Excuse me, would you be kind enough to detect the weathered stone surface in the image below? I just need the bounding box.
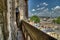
[0,13,4,40]
[0,12,8,40]
[19,0,28,20]
[0,0,28,40]
[0,24,4,40]
[0,0,7,12]
[16,28,24,40]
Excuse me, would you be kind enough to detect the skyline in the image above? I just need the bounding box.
[28,0,60,17]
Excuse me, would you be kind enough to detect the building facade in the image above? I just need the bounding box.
[7,0,28,40]
[0,0,28,40]
[19,0,28,20]
[7,0,18,40]
[0,0,8,40]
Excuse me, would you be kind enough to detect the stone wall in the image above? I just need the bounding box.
[0,12,8,40]
[7,0,17,40]
[0,13,4,40]
[21,20,57,40]
[19,0,28,20]
[0,0,28,40]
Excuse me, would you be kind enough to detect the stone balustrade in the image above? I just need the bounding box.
[20,20,57,40]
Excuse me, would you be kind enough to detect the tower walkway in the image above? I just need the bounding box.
[16,28,24,40]
[16,20,57,40]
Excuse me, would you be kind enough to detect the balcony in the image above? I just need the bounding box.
[19,20,57,40]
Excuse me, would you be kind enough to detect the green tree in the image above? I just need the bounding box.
[56,17,60,24]
[30,15,40,23]
[53,16,60,24]
[52,19,56,23]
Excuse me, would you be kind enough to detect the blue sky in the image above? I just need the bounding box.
[28,0,60,17]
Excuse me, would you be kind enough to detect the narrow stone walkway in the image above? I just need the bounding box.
[17,28,24,40]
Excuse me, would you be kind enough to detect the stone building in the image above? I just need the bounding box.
[0,0,28,40]
[0,0,18,40]
[16,0,28,26]
[7,0,18,40]
[19,0,28,20]
[0,0,8,40]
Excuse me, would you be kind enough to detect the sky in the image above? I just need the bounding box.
[28,0,60,17]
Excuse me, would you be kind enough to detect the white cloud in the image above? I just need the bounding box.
[37,8,51,17]
[43,2,48,6]
[32,9,36,11]
[37,8,41,10]
[30,6,60,17]
[55,6,60,9]
[28,11,35,17]
[51,8,54,10]
[37,7,45,10]
[51,6,60,17]
[28,11,32,17]
[40,2,48,6]
[37,5,39,7]
[53,6,60,10]
[52,6,60,12]
[43,8,49,11]
[41,7,45,10]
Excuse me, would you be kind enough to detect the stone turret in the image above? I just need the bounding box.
[0,0,28,40]
[19,0,28,20]
[0,0,8,40]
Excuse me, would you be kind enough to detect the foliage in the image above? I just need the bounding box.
[56,17,60,24]
[53,16,60,24]
[52,19,56,23]
[30,15,40,23]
